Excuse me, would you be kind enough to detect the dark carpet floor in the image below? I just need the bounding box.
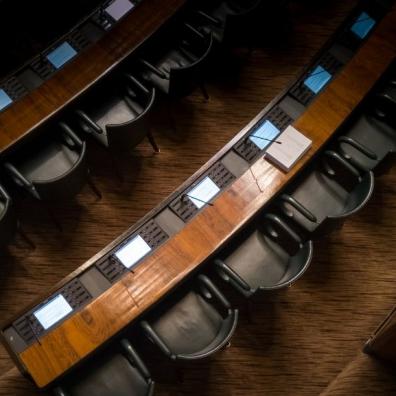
[2,1,396,394]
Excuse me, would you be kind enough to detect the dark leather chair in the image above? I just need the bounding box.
[140,274,238,361]
[75,74,159,154]
[53,339,154,396]
[193,0,264,46]
[4,122,100,203]
[138,25,214,99]
[337,81,396,173]
[0,183,18,248]
[274,150,375,239]
[215,214,313,298]
[191,0,288,48]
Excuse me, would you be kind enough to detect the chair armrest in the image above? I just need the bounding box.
[322,150,361,180]
[278,194,317,223]
[195,10,222,26]
[75,110,103,135]
[59,122,84,150]
[4,163,38,199]
[140,321,173,358]
[264,213,303,246]
[138,59,168,80]
[183,22,206,40]
[338,136,377,160]
[197,274,231,311]
[53,387,69,396]
[214,259,251,292]
[0,184,10,201]
[120,339,151,380]
[376,91,396,107]
[124,73,150,96]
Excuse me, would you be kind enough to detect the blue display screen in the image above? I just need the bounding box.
[0,89,12,111]
[350,12,376,39]
[46,42,77,69]
[249,120,280,150]
[304,66,332,94]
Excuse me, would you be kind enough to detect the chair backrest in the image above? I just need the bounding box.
[0,184,17,247]
[33,139,88,202]
[105,87,156,152]
[168,33,214,97]
[221,0,264,45]
[53,340,154,396]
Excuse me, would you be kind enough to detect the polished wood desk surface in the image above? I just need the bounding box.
[6,5,396,389]
[0,0,186,155]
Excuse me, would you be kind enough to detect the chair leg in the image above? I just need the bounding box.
[87,174,102,200]
[147,130,160,153]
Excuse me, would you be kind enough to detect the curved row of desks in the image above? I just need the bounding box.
[0,0,185,155]
[1,1,395,390]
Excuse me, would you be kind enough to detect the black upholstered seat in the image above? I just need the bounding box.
[75,74,159,153]
[139,25,214,99]
[53,340,154,396]
[0,183,17,248]
[275,150,375,239]
[4,122,96,202]
[215,214,313,297]
[338,81,396,173]
[194,0,264,46]
[141,274,238,361]
[191,0,288,48]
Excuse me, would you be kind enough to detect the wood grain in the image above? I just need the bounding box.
[0,0,186,154]
[9,4,396,389]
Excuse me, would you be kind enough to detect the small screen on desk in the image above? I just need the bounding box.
[188,176,220,209]
[115,235,152,269]
[105,0,135,21]
[0,89,12,111]
[33,295,73,330]
[303,65,332,94]
[350,12,376,39]
[46,42,77,69]
[249,120,280,150]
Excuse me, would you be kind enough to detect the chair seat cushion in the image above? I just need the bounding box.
[289,170,351,233]
[17,141,80,182]
[91,96,144,147]
[224,230,291,289]
[342,114,396,171]
[143,50,191,94]
[150,291,224,356]
[68,354,149,396]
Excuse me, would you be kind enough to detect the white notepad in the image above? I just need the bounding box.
[265,126,312,172]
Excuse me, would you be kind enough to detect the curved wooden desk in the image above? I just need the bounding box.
[0,0,185,155]
[1,3,395,390]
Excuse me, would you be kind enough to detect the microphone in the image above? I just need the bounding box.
[182,193,214,206]
[249,134,282,144]
[26,316,42,346]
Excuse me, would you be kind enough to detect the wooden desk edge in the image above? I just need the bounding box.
[4,4,395,392]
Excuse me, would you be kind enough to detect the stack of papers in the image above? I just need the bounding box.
[265,126,312,172]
